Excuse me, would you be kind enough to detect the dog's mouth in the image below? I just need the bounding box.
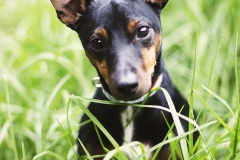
[107,87,151,101]
[103,70,153,101]
[101,72,163,102]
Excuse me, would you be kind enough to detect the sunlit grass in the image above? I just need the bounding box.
[0,0,239,159]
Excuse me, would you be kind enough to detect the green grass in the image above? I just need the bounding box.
[0,0,239,159]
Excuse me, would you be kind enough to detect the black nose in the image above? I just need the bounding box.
[116,73,138,96]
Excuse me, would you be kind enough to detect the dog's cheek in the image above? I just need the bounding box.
[141,32,161,72]
[141,47,156,74]
[95,59,110,85]
[139,47,156,93]
[139,33,161,92]
[85,52,110,85]
[155,33,162,53]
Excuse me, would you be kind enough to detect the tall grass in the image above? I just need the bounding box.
[0,0,239,159]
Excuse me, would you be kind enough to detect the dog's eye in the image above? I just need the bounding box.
[137,26,150,38]
[90,38,104,51]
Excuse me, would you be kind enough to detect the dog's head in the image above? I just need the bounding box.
[51,0,168,100]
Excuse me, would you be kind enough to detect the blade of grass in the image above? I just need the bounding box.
[189,32,198,109]
[194,138,233,159]
[71,95,199,127]
[201,85,235,117]
[66,98,73,139]
[234,152,240,160]
[104,141,141,160]
[202,40,222,123]
[207,40,222,87]
[168,133,181,160]
[16,52,91,87]
[94,124,111,153]
[232,31,239,159]
[22,141,27,160]
[2,67,35,107]
[33,151,64,160]
[161,88,189,160]
[138,143,148,160]
[77,138,94,160]
[3,75,19,160]
[45,74,71,109]
[124,88,159,129]
[188,32,198,155]
[71,97,126,158]
[0,121,10,144]
[56,118,77,160]
[71,94,209,159]
[152,112,175,159]
[45,127,76,151]
[72,94,201,159]
[137,120,217,160]
[194,90,235,135]
[196,76,219,121]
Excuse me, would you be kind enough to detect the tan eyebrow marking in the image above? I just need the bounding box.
[127,20,139,34]
[92,28,109,42]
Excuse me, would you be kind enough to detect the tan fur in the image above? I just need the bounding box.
[86,52,109,85]
[127,20,138,34]
[95,59,109,85]
[155,33,162,53]
[141,47,156,73]
[95,28,109,42]
[141,33,161,74]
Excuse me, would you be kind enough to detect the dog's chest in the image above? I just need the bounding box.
[120,106,152,158]
[121,106,134,143]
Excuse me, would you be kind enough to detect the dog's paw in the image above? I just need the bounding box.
[123,144,152,160]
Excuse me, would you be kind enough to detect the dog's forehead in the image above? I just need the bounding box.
[86,0,159,29]
[92,0,135,6]
[92,1,155,18]
[93,0,128,4]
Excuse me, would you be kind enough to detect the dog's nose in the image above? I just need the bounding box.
[116,73,138,96]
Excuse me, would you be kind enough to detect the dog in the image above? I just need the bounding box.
[50,0,197,159]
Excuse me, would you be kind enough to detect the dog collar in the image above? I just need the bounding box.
[92,74,163,104]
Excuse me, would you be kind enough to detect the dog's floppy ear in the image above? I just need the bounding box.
[50,0,86,26]
[145,0,168,9]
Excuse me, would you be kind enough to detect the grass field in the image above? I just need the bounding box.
[0,0,239,159]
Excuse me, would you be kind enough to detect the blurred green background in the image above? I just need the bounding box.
[0,0,239,159]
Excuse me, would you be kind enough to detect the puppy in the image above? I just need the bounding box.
[50,0,197,159]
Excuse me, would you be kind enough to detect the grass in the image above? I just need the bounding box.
[0,0,239,159]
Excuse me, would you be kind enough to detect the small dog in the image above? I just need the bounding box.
[50,0,197,159]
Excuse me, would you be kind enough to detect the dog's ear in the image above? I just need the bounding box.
[50,0,86,26]
[145,0,168,9]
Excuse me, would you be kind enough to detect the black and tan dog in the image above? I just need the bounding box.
[50,0,197,159]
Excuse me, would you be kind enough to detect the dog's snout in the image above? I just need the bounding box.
[116,73,138,96]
